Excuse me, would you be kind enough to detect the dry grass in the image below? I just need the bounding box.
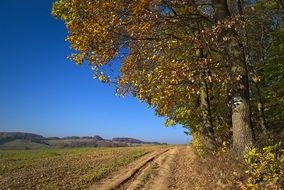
[186,148,247,189]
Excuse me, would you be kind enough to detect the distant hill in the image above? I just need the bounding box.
[0,132,43,141]
[0,132,166,150]
[112,137,166,145]
[0,139,50,150]
[0,132,47,144]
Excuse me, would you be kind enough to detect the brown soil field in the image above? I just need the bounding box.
[1,145,237,190]
[0,146,166,189]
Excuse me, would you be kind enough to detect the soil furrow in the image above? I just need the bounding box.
[90,146,197,190]
[90,148,170,190]
[116,149,170,190]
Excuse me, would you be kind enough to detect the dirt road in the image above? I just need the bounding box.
[90,146,196,190]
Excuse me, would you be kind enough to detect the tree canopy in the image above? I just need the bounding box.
[52,0,284,155]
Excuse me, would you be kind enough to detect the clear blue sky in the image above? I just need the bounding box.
[0,0,190,144]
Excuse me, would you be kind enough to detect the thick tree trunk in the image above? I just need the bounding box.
[230,39,254,153]
[212,0,254,154]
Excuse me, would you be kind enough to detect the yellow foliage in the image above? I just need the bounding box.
[244,142,284,189]
[191,132,206,157]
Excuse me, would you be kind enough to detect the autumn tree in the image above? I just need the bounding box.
[52,0,283,155]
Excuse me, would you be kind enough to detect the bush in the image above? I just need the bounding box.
[191,132,206,157]
[244,142,284,189]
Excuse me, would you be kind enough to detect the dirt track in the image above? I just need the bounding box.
[90,146,196,190]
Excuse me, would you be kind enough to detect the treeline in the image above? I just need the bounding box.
[0,132,46,144]
[45,135,104,140]
[54,139,129,148]
[53,137,166,148]
[0,132,105,143]
[112,137,166,145]
[0,132,166,149]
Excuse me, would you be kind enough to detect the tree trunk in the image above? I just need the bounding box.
[200,71,215,139]
[200,72,216,148]
[230,39,254,153]
[196,46,216,148]
[212,0,231,19]
[277,0,284,9]
[254,82,268,134]
[212,0,254,154]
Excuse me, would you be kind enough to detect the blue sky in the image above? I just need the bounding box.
[0,0,190,144]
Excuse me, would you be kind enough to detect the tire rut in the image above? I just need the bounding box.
[90,148,171,190]
[116,148,171,190]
